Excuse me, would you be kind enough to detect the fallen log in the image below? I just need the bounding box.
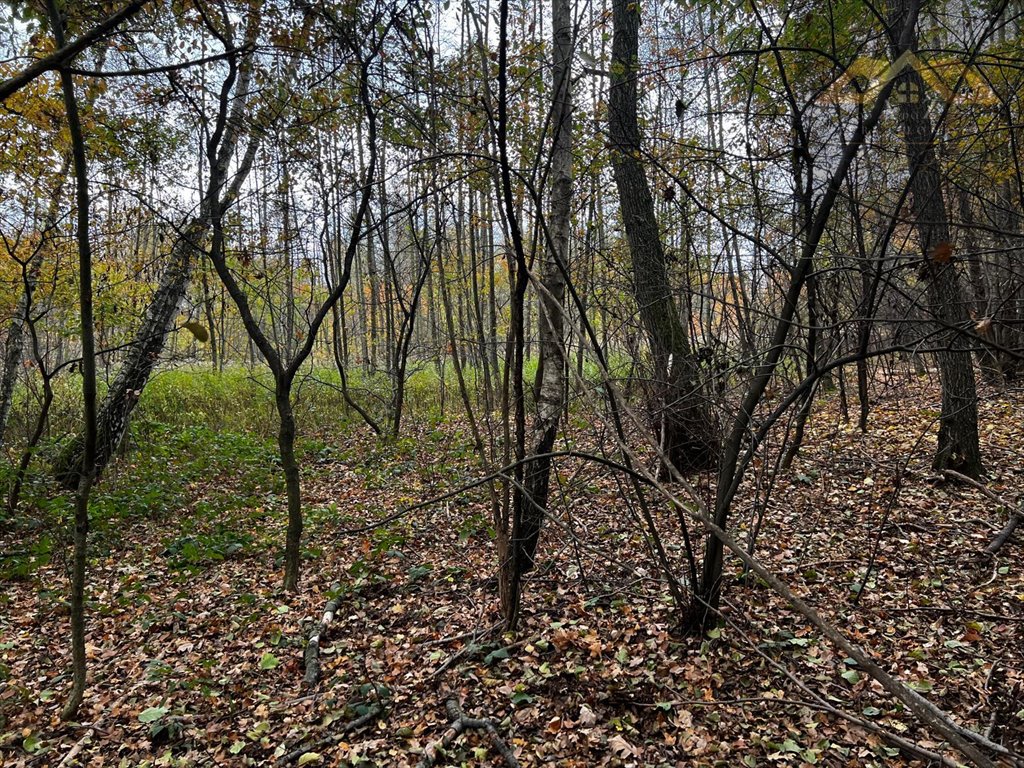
[303,594,343,687]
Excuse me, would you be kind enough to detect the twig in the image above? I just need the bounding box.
[427,634,534,681]
[56,729,94,768]
[418,621,501,649]
[943,470,1008,507]
[277,704,382,765]
[418,698,519,768]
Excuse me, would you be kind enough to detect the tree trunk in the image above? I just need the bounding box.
[53,216,204,488]
[608,0,717,475]
[278,382,302,592]
[887,0,982,477]
[48,0,98,721]
[512,0,572,578]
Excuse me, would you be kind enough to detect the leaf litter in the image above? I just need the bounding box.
[0,380,1021,766]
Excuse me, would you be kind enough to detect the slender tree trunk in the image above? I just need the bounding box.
[52,25,258,488]
[608,0,717,475]
[493,0,531,630]
[48,0,98,721]
[781,270,818,469]
[512,0,572,577]
[958,188,1002,381]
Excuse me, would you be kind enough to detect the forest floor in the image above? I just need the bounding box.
[0,378,1022,767]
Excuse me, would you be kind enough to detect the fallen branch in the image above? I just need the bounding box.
[277,704,382,765]
[56,729,94,768]
[418,698,519,768]
[984,512,1021,557]
[657,480,1014,766]
[303,594,343,687]
[944,469,1022,557]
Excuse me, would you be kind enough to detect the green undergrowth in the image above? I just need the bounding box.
[0,420,284,579]
[0,357,616,580]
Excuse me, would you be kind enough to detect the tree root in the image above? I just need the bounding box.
[418,698,519,768]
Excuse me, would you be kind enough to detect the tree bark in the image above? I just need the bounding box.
[608,0,717,475]
[278,383,302,592]
[887,0,983,477]
[46,0,98,721]
[512,0,572,577]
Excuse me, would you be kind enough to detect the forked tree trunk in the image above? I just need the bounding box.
[0,156,72,447]
[887,0,982,477]
[608,0,717,475]
[0,250,45,447]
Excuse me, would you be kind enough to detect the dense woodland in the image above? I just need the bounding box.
[1,0,1023,765]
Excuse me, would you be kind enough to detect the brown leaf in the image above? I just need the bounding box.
[182,320,209,343]
[929,241,953,264]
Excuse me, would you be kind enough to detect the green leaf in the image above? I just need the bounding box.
[779,738,801,753]
[229,740,246,755]
[841,669,860,684]
[259,652,279,670]
[483,647,509,665]
[909,679,933,693]
[297,753,321,765]
[862,706,882,716]
[23,734,42,754]
[138,706,168,724]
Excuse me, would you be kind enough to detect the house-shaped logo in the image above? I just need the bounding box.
[821,50,998,108]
